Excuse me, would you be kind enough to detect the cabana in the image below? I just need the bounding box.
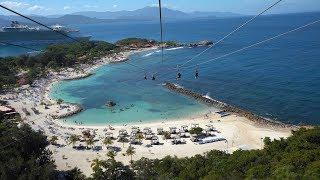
[172,136,186,145]
[198,136,226,145]
[169,127,177,134]
[191,123,199,128]
[132,126,140,132]
[119,129,128,136]
[151,136,160,145]
[157,127,164,135]
[105,132,114,138]
[143,127,152,134]
[205,124,216,131]
[145,132,154,140]
[129,137,139,145]
[181,125,188,132]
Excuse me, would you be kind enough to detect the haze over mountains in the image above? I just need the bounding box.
[0,6,242,26]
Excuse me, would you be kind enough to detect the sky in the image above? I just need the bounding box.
[0,0,319,16]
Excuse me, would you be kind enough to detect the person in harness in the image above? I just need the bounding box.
[177,72,182,80]
[195,69,199,79]
[152,75,156,81]
[144,74,147,80]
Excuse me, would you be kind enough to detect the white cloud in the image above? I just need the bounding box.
[27,5,45,11]
[83,5,98,9]
[113,5,118,8]
[0,1,29,9]
[63,6,71,10]
[0,1,48,13]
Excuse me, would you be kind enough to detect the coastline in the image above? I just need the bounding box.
[163,82,299,130]
[0,46,295,176]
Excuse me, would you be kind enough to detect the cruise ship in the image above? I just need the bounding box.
[0,21,90,42]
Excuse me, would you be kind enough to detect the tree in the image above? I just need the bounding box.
[189,127,203,136]
[63,168,86,180]
[163,131,171,140]
[107,150,117,160]
[103,137,113,149]
[135,133,144,143]
[91,159,134,180]
[49,135,58,145]
[0,118,56,179]
[132,158,159,179]
[126,146,136,164]
[85,137,95,149]
[68,134,80,147]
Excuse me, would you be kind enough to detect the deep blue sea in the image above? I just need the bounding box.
[2,12,320,125]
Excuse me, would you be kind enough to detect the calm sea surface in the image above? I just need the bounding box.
[2,12,320,125]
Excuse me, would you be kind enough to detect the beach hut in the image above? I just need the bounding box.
[143,127,152,134]
[157,127,164,135]
[191,123,199,128]
[181,125,188,132]
[129,137,139,145]
[151,136,160,145]
[145,132,154,140]
[172,135,186,145]
[132,126,140,132]
[169,127,177,134]
[205,124,216,131]
[105,132,114,139]
[119,129,128,136]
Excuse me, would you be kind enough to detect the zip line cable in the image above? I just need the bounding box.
[0,4,81,43]
[177,0,284,69]
[0,41,41,52]
[182,18,320,70]
[158,0,164,64]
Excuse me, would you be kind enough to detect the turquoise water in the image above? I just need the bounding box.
[50,53,211,125]
[3,12,320,125]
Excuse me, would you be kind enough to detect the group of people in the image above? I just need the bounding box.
[143,69,199,81]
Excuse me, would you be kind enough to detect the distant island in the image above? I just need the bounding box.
[0,6,243,26]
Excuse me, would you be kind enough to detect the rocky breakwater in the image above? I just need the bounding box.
[164,82,297,129]
[51,103,84,119]
[63,73,94,81]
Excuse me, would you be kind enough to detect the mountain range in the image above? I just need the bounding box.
[0,7,242,26]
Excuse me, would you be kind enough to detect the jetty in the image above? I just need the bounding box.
[163,82,296,129]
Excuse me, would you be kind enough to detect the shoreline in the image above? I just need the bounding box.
[0,46,295,176]
[163,82,299,130]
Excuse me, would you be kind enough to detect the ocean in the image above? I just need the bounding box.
[2,12,320,125]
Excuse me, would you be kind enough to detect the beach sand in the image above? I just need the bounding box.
[0,47,293,177]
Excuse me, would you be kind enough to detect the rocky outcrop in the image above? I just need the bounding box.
[51,103,84,119]
[106,101,116,107]
[164,82,296,129]
[188,40,214,47]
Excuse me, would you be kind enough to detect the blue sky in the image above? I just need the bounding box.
[0,0,319,16]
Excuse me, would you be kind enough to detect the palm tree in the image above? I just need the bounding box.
[85,137,95,149]
[91,158,101,168]
[126,145,136,164]
[103,137,113,149]
[50,135,58,145]
[107,150,117,160]
[135,133,144,144]
[68,134,80,147]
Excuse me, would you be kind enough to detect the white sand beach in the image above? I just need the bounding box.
[0,47,294,177]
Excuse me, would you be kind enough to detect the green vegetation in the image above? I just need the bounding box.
[189,127,203,136]
[129,127,320,179]
[0,116,87,179]
[116,38,157,48]
[2,115,320,179]
[0,40,117,92]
